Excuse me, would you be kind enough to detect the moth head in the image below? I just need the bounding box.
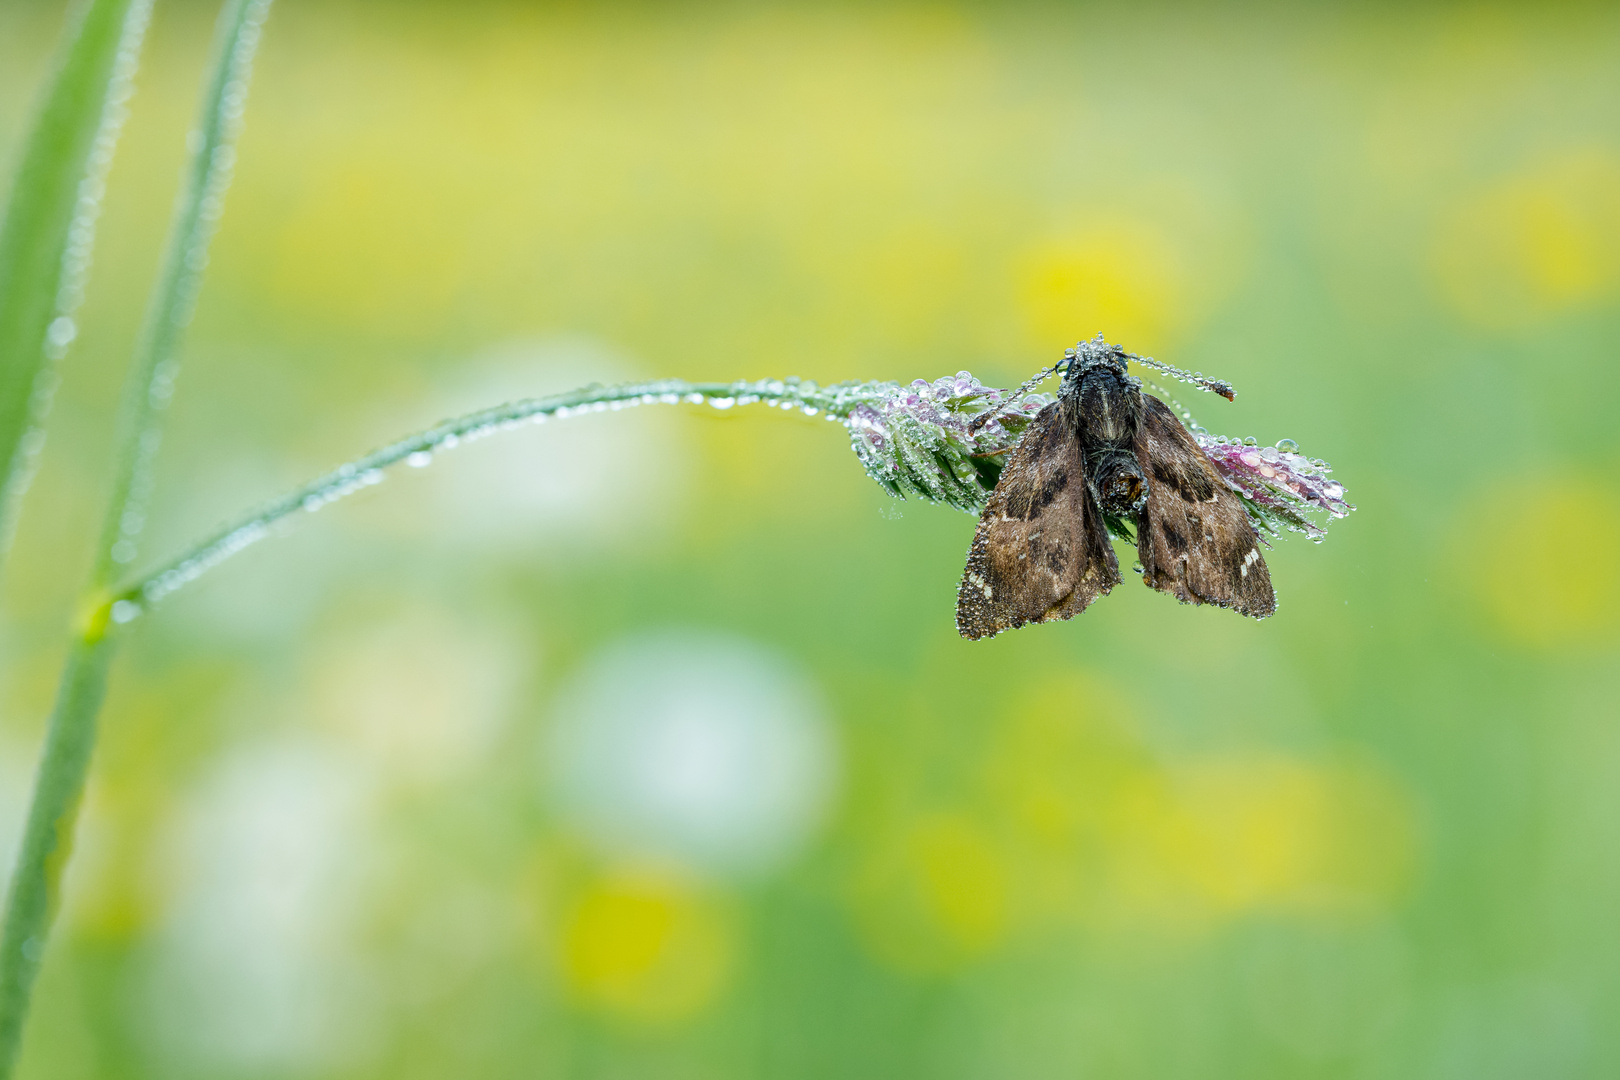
[1059,334,1130,386]
[1060,334,1237,401]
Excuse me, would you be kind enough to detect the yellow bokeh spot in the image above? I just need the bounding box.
[1134,762,1325,912]
[986,678,1415,928]
[1020,222,1186,353]
[1453,477,1620,647]
[984,676,1151,920]
[561,873,732,1024]
[1114,757,1415,921]
[1432,150,1620,328]
[851,676,1418,971]
[911,814,1008,952]
[853,812,1009,974]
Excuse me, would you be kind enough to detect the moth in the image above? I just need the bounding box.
[956,337,1275,639]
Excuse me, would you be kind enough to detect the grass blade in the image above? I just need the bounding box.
[0,0,152,562]
[0,1,274,1072]
[0,634,113,1078]
[114,378,841,615]
[91,0,274,588]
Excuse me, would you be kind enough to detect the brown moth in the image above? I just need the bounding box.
[956,337,1275,639]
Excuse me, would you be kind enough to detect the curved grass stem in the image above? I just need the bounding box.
[112,377,839,617]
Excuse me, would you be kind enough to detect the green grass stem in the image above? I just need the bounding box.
[0,1,274,1072]
[0,0,152,564]
[91,0,275,588]
[112,377,842,618]
[0,633,113,1078]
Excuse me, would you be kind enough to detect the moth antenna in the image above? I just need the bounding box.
[968,362,1059,434]
[1128,353,1236,401]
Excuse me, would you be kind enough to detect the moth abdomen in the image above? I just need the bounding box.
[1089,449,1148,515]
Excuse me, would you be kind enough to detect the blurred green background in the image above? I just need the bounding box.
[2,1,1619,1076]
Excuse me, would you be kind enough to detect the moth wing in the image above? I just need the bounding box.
[1134,394,1276,618]
[956,402,1120,640]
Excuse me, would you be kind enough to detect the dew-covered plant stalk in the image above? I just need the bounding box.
[0,1,272,1072]
[109,365,1351,624]
[105,374,1045,615]
[0,0,152,566]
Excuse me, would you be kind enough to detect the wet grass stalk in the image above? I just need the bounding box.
[0,0,273,1072]
[108,362,1351,626]
[110,373,1045,618]
[0,0,152,570]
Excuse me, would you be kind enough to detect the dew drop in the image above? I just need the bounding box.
[46,316,77,350]
[1275,438,1298,452]
[710,397,735,410]
[406,451,432,468]
[1242,437,1258,447]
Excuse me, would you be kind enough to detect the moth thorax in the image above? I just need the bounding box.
[1092,450,1148,514]
[1076,369,1139,445]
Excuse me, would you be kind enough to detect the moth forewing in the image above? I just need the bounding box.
[955,402,1118,639]
[1132,395,1276,618]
